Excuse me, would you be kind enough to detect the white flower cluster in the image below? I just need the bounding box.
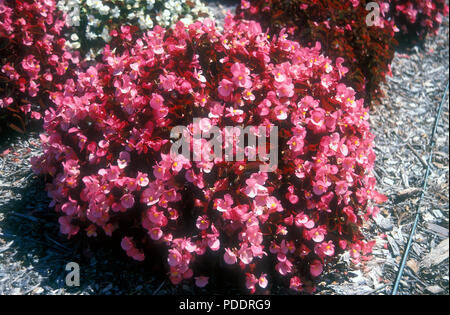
[58,0,209,58]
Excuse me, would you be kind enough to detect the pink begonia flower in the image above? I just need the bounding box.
[343,206,358,223]
[274,105,288,120]
[218,78,234,97]
[30,111,41,119]
[215,194,234,212]
[208,102,224,119]
[224,248,237,264]
[308,110,327,134]
[149,227,163,240]
[266,196,283,213]
[286,186,299,204]
[120,237,134,252]
[194,69,207,83]
[169,270,183,285]
[350,243,362,259]
[195,276,209,288]
[163,188,178,203]
[0,97,13,109]
[61,200,79,216]
[335,57,349,78]
[167,208,179,221]
[171,154,188,173]
[276,259,293,276]
[208,236,220,251]
[196,215,209,230]
[287,136,303,153]
[245,273,258,293]
[58,216,79,237]
[339,240,348,250]
[276,83,294,98]
[239,245,254,265]
[198,118,212,133]
[150,93,164,109]
[153,163,169,180]
[121,237,145,261]
[178,79,192,94]
[141,184,162,206]
[243,89,255,101]
[322,241,335,256]
[85,225,97,237]
[117,151,130,169]
[130,250,145,261]
[313,179,331,196]
[273,69,287,83]
[62,159,80,177]
[258,274,268,288]
[147,207,167,227]
[290,276,303,291]
[309,226,327,243]
[159,74,177,91]
[310,260,323,278]
[136,172,149,187]
[335,180,348,195]
[185,169,204,189]
[315,241,335,257]
[295,212,315,229]
[28,80,39,97]
[350,0,359,8]
[241,0,251,10]
[120,193,135,209]
[231,62,252,89]
[225,107,245,123]
[111,202,125,213]
[168,249,183,267]
[244,173,268,198]
[21,55,40,75]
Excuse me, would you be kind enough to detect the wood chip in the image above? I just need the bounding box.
[425,222,449,237]
[426,285,444,294]
[421,238,449,268]
[394,187,421,202]
[407,259,420,275]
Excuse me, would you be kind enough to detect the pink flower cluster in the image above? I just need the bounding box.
[392,0,449,38]
[32,16,386,293]
[0,0,78,127]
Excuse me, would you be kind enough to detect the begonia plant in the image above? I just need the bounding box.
[32,16,386,293]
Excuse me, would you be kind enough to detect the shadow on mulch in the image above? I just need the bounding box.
[394,32,428,54]
[0,120,43,151]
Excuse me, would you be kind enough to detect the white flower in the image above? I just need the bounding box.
[100,27,111,42]
[111,6,120,18]
[98,5,110,16]
[85,31,97,40]
[138,14,154,30]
